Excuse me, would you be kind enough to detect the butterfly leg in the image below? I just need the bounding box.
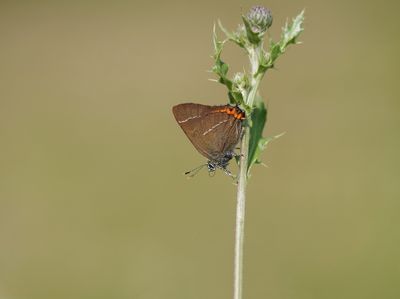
[221,167,236,179]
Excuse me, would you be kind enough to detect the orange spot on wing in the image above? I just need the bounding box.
[213,106,245,120]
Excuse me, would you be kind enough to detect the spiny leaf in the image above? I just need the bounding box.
[217,20,246,49]
[212,25,234,91]
[262,10,304,71]
[212,23,224,55]
[269,40,282,65]
[256,48,270,76]
[248,132,286,174]
[247,99,267,173]
[281,10,305,49]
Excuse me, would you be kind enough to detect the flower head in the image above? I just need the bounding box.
[247,6,273,33]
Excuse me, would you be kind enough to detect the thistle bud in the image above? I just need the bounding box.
[232,72,249,94]
[247,6,273,33]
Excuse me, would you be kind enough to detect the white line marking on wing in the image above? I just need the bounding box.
[178,115,201,123]
[202,119,228,136]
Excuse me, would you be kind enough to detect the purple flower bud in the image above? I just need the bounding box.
[247,6,273,33]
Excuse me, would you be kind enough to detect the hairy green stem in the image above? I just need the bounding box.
[233,45,263,299]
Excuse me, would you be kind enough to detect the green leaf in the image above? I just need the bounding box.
[269,40,282,65]
[281,10,305,49]
[264,10,304,70]
[242,15,261,45]
[248,132,285,172]
[211,25,234,91]
[247,99,267,173]
[228,91,243,105]
[256,48,270,76]
[218,20,246,49]
[212,23,224,55]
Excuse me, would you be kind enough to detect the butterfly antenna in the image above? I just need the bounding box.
[184,164,207,177]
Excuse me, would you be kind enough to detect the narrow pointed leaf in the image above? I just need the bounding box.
[242,15,261,45]
[248,132,286,173]
[212,26,233,91]
[218,20,246,48]
[247,99,267,173]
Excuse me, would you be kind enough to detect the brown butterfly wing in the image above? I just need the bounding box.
[219,115,242,153]
[198,110,242,157]
[172,103,212,121]
[172,103,242,161]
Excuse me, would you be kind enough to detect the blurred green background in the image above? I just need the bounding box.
[0,1,399,298]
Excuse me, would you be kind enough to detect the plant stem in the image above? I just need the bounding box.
[233,45,263,299]
[234,127,249,299]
